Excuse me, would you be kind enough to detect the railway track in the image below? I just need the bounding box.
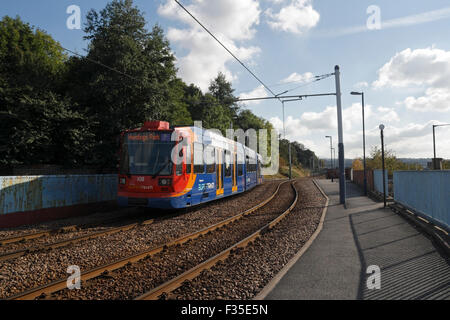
[0,208,143,247]
[7,180,288,300]
[0,218,155,262]
[137,181,298,300]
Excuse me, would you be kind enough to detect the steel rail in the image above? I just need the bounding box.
[0,228,71,246]
[0,208,140,246]
[136,181,299,300]
[8,180,286,300]
[0,221,154,262]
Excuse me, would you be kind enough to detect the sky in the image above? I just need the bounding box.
[2,0,450,160]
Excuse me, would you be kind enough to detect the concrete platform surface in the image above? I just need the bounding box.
[264,179,450,300]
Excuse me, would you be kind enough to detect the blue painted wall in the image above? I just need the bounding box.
[373,169,388,194]
[0,175,118,215]
[394,171,450,231]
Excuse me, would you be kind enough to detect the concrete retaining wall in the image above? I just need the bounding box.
[0,175,118,227]
[393,171,450,231]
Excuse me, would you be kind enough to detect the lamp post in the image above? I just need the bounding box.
[351,91,367,195]
[379,124,387,208]
[325,136,333,181]
[432,123,450,170]
[282,101,286,139]
[332,148,336,167]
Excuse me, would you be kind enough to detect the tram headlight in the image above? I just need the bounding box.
[158,178,172,186]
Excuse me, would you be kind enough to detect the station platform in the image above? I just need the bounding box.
[260,179,450,300]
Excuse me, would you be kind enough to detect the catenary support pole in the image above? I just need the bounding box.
[334,66,346,206]
[361,93,367,196]
[380,125,387,208]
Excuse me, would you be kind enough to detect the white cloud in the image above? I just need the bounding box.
[158,0,261,91]
[373,47,450,113]
[159,0,261,41]
[281,72,314,84]
[270,115,310,139]
[298,103,373,132]
[370,121,450,158]
[373,47,450,89]
[403,88,450,112]
[382,7,450,30]
[376,107,400,122]
[353,81,369,89]
[265,0,320,34]
[316,7,450,37]
[239,85,269,105]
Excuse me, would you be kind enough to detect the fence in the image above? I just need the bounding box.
[394,171,450,231]
[373,170,388,194]
[352,170,374,192]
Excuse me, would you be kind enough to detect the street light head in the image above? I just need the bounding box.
[325,135,331,138]
[379,124,385,131]
[350,91,362,95]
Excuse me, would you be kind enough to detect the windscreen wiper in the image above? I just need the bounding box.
[152,159,171,179]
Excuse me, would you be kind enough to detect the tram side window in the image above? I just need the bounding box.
[205,146,215,173]
[238,163,243,176]
[225,150,232,177]
[186,144,192,174]
[248,157,256,172]
[175,145,183,176]
[194,142,205,173]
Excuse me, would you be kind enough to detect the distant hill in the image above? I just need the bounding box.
[319,158,446,169]
[397,158,431,168]
[320,159,354,168]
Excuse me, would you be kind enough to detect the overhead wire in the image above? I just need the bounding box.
[173,0,282,102]
[235,72,334,97]
[44,38,143,82]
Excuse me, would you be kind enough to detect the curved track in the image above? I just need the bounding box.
[7,180,287,300]
[137,181,298,300]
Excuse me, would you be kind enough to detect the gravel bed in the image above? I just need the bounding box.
[0,181,279,299]
[0,207,141,240]
[171,178,326,300]
[51,181,294,300]
[0,226,116,256]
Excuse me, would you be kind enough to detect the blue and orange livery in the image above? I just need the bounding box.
[117,121,263,209]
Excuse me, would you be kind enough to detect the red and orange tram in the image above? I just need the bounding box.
[117,121,263,209]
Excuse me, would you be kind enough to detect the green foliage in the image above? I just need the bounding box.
[443,160,450,170]
[0,16,92,167]
[366,146,423,174]
[279,139,318,172]
[0,16,67,90]
[67,0,181,167]
[0,0,318,172]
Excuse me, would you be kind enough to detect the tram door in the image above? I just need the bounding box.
[216,149,224,195]
[232,153,237,192]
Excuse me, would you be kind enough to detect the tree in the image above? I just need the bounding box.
[165,78,192,126]
[443,160,450,170]
[69,0,179,168]
[0,16,93,167]
[352,158,364,170]
[366,146,420,174]
[0,16,67,91]
[208,72,239,120]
